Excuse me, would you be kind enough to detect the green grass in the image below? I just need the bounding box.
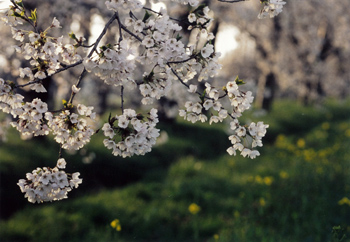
[1,99,350,242]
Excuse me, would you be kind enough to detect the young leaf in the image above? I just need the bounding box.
[28,8,37,22]
[142,10,152,23]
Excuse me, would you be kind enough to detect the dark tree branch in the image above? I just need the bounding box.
[217,0,246,3]
[121,85,124,113]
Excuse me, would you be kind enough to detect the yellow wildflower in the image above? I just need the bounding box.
[263,176,274,186]
[255,175,263,184]
[213,234,219,241]
[279,171,288,179]
[275,134,287,148]
[110,219,122,231]
[321,122,330,130]
[188,203,201,215]
[259,198,266,207]
[338,197,350,206]
[297,138,305,148]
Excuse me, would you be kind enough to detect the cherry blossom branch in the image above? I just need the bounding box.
[15,60,83,88]
[119,22,143,42]
[15,79,41,88]
[10,0,39,32]
[167,63,230,102]
[55,60,84,74]
[167,63,190,89]
[166,63,206,97]
[67,11,121,105]
[88,11,120,58]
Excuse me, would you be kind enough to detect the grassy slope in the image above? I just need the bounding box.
[1,99,350,242]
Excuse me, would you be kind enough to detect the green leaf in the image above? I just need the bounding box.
[69,32,77,40]
[234,75,245,85]
[15,0,24,8]
[176,34,182,41]
[142,10,152,23]
[99,45,108,51]
[28,8,37,22]
[11,10,22,17]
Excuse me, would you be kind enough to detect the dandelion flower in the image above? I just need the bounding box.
[188,203,201,215]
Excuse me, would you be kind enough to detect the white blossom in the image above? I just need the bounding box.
[258,0,286,19]
[17,159,82,203]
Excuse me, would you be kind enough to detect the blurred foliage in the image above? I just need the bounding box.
[1,99,350,241]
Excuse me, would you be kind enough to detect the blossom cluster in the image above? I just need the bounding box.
[178,77,266,158]
[17,158,82,203]
[2,76,95,149]
[258,0,286,19]
[2,6,82,92]
[0,78,24,114]
[105,0,143,12]
[102,108,160,157]
[227,120,269,159]
[45,104,96,150]
[1,79,51,136]
[84,41,136,87]
[10,98,50,136]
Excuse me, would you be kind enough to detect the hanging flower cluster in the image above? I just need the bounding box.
[84,41,137,87]
[45,104,96,150]
[102,108,160,157]
[17,158,82,203]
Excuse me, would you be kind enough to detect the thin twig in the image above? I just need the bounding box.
[167,63,228,101]
[67,69,86,104]
[121,85,124,113]
[167,63,190,89]
[15,79,41,88]
[80,43,95,48]
[58,145,63,159]
[142,7,183,22]
[87,11,120,58]
[15,60,83,89]
[120,24,143,42]
[55,60,83,74]
[167,56,195,64]
[115,12,123,43]
[217,0,246,3]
